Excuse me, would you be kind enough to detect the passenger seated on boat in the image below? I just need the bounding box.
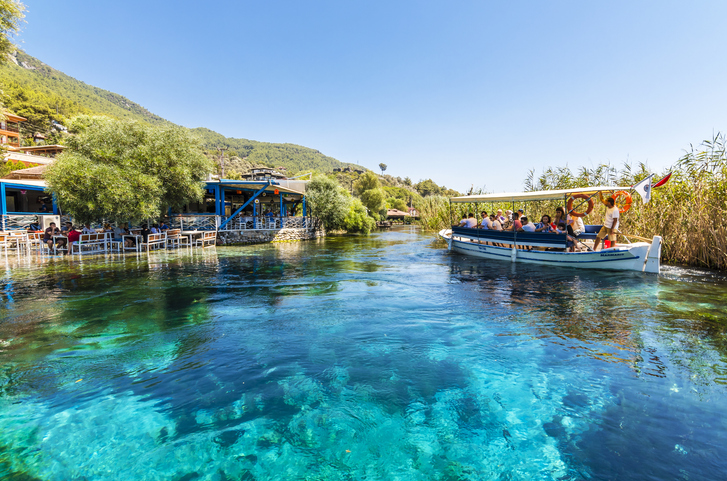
[553,207,566,228]
[496,209,506,224]
[489,214,502,231]
[505,212,521,231]
[459,213,477,228]
[555,222,577,252]
[517,209,524,220]
[567,214,585,236]
[479,211,491,229]
[519,216,536,232]
[535,215,553,232]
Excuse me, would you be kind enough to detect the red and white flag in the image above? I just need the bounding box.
[632,174,654,204]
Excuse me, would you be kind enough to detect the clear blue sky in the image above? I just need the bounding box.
[15,0,727,192]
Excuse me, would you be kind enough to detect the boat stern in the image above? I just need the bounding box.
[643,235,662,274]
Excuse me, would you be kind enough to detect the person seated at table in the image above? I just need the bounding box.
[82,223,95,234]
[159,221,170,231]
[39,200,49,213]
[67,225,81,248]
[103,223,113,233]
[113,223,129,241]
[27,222,41,232]
[151,224,161,234]
[141,224,152,242]
[61,221,73,234]
[519,216,536,232]
[43,222,64,250]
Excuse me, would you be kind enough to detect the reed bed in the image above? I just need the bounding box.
[417,134,727,269]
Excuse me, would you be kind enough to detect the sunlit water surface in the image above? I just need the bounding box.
[1,227,726,480]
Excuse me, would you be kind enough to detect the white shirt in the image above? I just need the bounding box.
[521,223,536,232]
[82,227,95,234]
[491,220,502,231]
[604,206,620,229]
[465,218,477,228]
[480,217,491,229]
[568,215,585,234]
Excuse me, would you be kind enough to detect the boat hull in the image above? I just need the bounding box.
[438,229,660,273]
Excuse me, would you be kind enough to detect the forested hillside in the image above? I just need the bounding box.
[0,49,457,194]
[0,50,353,174]
[190,128,357,174]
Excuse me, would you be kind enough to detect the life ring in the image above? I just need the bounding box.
[566,194,594,217]
[613,190,632,214]
[598,190,633,214]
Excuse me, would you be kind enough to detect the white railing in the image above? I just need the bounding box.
[170,214,217,231]
[217,215,317,231]
[1,214,40,231]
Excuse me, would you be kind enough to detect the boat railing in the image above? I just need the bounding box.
[451,226,568,249]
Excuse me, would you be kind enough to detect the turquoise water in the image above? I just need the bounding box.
[1,226,727,480]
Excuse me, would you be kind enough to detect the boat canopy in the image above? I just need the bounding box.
[450,186,632,203]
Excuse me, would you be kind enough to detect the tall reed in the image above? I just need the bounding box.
[417,134,727,269]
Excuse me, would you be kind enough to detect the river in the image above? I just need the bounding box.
[1,226,726,480]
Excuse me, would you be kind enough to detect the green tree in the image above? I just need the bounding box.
[305,174,351,231]
[353,171,385,218]
[415,179,442,197]
[44,115,213,224]
[387,197,408,211]
[379,162,387,175]
[344,197,376,234]
[0,1,24,63]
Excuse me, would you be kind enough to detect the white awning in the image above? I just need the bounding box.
[450,186,631,203]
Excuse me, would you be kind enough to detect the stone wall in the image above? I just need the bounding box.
[217,228,324,245]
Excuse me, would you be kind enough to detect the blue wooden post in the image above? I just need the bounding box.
[303,197,306,217]
[279,192,283,227]
[253,201,257,229]
[1,183,5,231]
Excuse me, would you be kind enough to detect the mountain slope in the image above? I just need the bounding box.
[0,50,355,174]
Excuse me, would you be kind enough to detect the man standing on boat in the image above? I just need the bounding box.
[594,197,619,251]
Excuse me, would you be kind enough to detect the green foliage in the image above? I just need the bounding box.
[1,50,169,133]
[190,127,358,176]
[353,171,385,218]
[305,174,351,232]
[523,133,727,268]
[379,162,387,174]
[414,178,459,197]
[0,159,33,177]
[0,1,24,63]
[387,197,408,211]
[344,197,376,234]
[44,115,213,224]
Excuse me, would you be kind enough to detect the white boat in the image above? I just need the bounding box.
[438,186,662,273]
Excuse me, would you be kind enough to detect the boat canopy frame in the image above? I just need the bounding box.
[449,186,632,203]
